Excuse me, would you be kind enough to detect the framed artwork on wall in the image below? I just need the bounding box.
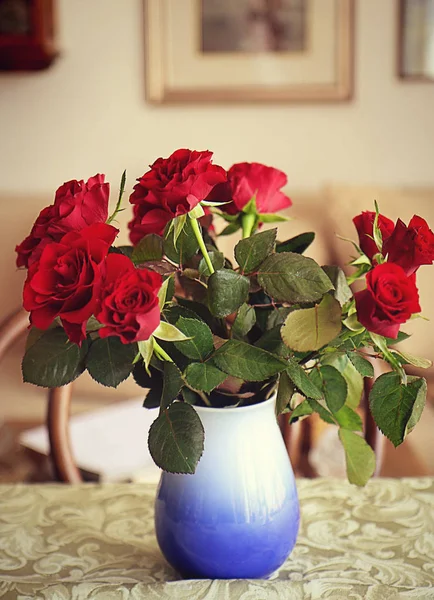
[0,0,58,70]
[145,0,354,103]
[398,0,434,81]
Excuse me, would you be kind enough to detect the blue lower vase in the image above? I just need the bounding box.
[154,395,300,579]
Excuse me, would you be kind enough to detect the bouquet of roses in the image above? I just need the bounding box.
[16,149,434,485]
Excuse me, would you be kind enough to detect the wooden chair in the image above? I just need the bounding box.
[0,308,82,483]
[1,308,384,483]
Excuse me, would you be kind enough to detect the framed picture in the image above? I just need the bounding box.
[145,0,354,103]
[0,0,58,70]
[398,0,434,81]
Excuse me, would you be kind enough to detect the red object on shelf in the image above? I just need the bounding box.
[0,0,58,70]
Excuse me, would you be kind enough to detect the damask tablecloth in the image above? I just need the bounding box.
[0,478,433,599]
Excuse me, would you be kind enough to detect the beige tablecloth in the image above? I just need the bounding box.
[0,478,433,599]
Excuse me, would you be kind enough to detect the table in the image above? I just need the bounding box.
[0,478,433,599]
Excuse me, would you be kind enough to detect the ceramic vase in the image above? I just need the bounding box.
[154,395,300,579]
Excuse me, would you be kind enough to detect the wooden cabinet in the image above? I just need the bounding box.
[0,0,57,70]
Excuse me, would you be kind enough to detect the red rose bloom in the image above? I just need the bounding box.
[95,254,162,343]
[384,215,434,275]
[355,263,421,338]
[128,149,226,243]
[16,175,110,268]
[352,211,395,260]
[23,223,118,345]
[212,162,292,216]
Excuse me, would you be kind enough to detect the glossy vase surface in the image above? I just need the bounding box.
[154,396,300,579]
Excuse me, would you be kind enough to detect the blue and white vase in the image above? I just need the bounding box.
[154,395,300,579]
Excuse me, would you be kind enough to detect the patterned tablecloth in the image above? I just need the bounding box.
[0,478,433,599]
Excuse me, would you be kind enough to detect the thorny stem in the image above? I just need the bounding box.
[190,217,215,275]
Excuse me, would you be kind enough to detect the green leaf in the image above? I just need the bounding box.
[321,266,353,306]
[22,328,88,388]
[405,379,427,437]
[148,402,204,474]
[86,336,137,388]
[258,213,288,223]
[184,362,227,393]
[220,221,241,236]
[255,326,290,358]
[276,370,295,415]
[175,297,217,329]
[369,333,406,380]
[173,214,187,246]
[310,365,348,413]
[164,304,204,325]
[188,204,205,219]
[392,350,433,369]
[369,372,427,446]
[198,251,225,277]
[25,326,46,351]
[276,232,315,255]
[138,338,154,371]
[157,276,175,310]
[306,398,336,424]
[110,245,133,258]
[285,360,323,400]
[174,317,214,360]
[212,340,287,381]
[372,201,383,253]
[133,363,165,408]
[182,386,201,405]
[153,321,191,342]
[257,252,334,304]
[281,295,342,352]
[132,234,163,264]
[338,429,376,486]
[289,400,313,423]
[160,362,183,411]
[234,228,277,274]
[322,352,363,409]
[343,313,365,332]
[383,331,411,345]
[347,352,375,378]
[267,307,292,329]
[208,269,250,318]
[334,405,363,431]
[232,303,256,338]
[163,218,199,264]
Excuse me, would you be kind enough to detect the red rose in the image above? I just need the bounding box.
[95,254,162,343]
[352,211,395,260]
[213,162,292,216]
[128,149,226,243]
[23,223,118,345]
[16,175,110,268]
[355,263,421,338]
[383,215,434,275]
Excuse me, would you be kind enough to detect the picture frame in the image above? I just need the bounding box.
[398,0,434,82]
[145,0,354,103]
[0,0,58,70]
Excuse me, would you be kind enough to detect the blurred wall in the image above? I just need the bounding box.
[1,0,434,198]
[1,0,434,319]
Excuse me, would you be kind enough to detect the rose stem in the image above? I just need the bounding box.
[107,169,126,224]
[153,339,173,363]
[241,213,256,239]
[190,217,215,275]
